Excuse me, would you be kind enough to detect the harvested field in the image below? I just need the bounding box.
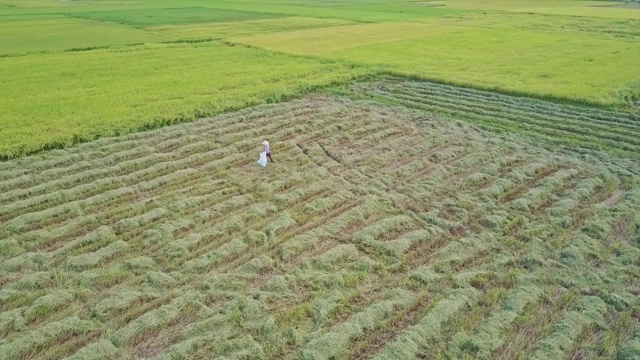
[1,89,638,359]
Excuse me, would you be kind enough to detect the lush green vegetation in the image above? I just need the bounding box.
[0,18,155,54]
[71,7,286,27]
[149,17,356,41]
[0,41,368,158]
[0,0,639,158]
[510,5,640,19]
[237,22,640,106]
[1,1,640,359]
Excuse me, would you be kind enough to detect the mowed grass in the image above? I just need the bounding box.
[341,77,640,159]
[0,92,638,359]
[0,41,370,158]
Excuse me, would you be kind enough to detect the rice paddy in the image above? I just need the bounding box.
[0,42,369,159]
[1,90,639,359]
[1,0,640,359]
[1,0,640,159]
[237,23,640,106]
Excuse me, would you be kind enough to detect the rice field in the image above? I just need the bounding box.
[339,77,640,158]
[1,89,639,359]
[2,0,640,359]
[237,23,640,106]
[0,42,370,159]
[1,0,639,159]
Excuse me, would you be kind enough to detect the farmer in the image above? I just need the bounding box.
[262,140,274,163]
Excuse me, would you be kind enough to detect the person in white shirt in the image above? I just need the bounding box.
[262,140,274,163]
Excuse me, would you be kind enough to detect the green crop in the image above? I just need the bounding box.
[2,0,640,358]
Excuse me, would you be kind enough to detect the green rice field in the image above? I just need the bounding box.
[1,0,639,158]
[1,0,639,359]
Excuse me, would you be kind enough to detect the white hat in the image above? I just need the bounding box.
[262,140,269,145]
